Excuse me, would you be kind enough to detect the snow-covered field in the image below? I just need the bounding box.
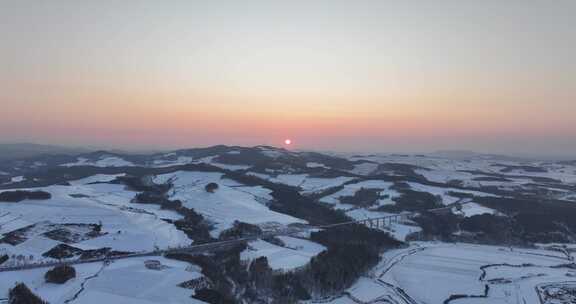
[151,155,194,167]
[154,171,306,237]
[0,175,189,264]
[373,243,575,304]
[241,236,325,271]
[454,202,498,217]
[319,180,398,209]
[10,176,25,183]
[316,179,424,241]
[344,153,576,197]
[61,157,135,168]
[323,243,576,304]
[0,171,325,303]
[247,172,354,195]
[1,147,575,303]
[405,182,495,205]
[0,256,205,304]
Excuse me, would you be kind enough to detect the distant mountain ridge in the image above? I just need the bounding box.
[0,143,91,161]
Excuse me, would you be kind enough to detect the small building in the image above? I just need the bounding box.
[144,260,163,270]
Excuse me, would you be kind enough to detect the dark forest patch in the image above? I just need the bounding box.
[42,244,132,260]
[45,265,76,284]
[0,224,37,245]
[492,164,547,173]
[338,188,387,208]
[42,223,104,243]
[377,183,442,212]
[8,283,48,304]
[0,190,51,202]
[474,197,576,243]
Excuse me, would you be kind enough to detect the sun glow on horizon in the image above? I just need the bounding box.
[1,1,575,156]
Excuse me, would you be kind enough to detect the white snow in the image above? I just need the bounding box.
[241,236,325,271]
[344,208,420,241]
[209,162,252,171]
[1,151,575,304]
[454,202,497,217]
[0,180,190,261]
[151,156,193,167]
[348,162,380,176]
[406,182,495,205]
[62,157,134,167]
[306,162,328,169]
[415,168,476,184]
[319,180,398,209]
[187,156,254,171]
[247,172,353,194]
[155,171,305,237]
[10,176,26,183]
[257,147,286,159]
[0,256,206,304]
[377,243,571,304]
[345,277,390,302]
[68,174,125,185]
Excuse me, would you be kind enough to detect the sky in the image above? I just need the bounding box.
[1,1,575,156]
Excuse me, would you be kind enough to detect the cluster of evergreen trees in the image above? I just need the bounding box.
[219,221,262,241]
[45,265,76,284]
[165,224,402,303]
[121,174,214,243]
[378,183,443,212]
[408,193,576,245]
[338,187,387,208]
[8,283,48,304]
[0,254,8,265]
[0,190,51,202]
[297,224,402,297]
[473,196,576,244]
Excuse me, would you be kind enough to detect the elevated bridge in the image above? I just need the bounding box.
[0,212,420,273]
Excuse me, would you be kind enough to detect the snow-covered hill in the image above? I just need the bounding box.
[1,145,575,303]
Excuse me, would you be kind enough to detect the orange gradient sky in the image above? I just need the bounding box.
[1,1,575,156]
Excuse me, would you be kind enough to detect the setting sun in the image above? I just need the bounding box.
[1,2,576,303]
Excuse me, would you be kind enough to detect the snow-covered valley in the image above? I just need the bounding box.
[1,145,575,303]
